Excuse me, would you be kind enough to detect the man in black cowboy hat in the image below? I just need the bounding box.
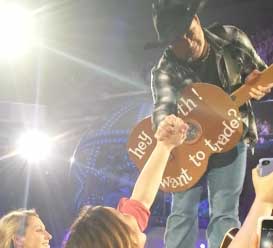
[150,0,273,247]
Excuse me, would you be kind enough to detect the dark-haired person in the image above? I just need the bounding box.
[64,115,188,248]
[0,209,52,248]
[150,0,273,247]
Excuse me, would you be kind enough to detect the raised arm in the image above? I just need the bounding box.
[130,114,188,210]
[228,168,273,248]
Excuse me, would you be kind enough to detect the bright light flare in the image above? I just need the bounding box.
[263,240,273,248]
[16,130,53,163]
[70,156,75,164]
[0,4,37,60]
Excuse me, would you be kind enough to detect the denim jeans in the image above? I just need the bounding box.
[164,142,247,248]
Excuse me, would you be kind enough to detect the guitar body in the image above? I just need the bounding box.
[127,83,244,192]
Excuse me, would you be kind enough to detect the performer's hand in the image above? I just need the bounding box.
[154,115,188,151]
[246,69,273,100]
[252,167,273,203]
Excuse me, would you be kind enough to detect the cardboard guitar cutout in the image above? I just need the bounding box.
[127,65,273,192]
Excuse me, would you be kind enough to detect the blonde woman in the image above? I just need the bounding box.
[64,115,188,248]
[0,209,52,248]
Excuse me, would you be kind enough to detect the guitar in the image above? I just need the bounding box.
[127,65,273,192]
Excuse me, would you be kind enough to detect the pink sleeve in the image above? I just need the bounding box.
[117,197,151,232]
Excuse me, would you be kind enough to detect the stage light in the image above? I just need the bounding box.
[0,4,37,60]
[16,130,53,163]
[70,156,75,164]
[200,244,206,248]
[263,240,272,248]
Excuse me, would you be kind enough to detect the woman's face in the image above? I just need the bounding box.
[20,216,52,248]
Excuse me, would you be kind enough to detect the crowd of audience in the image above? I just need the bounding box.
[0,114,273,248]
[256,118,273,144]
[251,27,273,65]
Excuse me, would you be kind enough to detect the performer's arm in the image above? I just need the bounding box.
[151,67,179,131]
[235,27,273,99]
[223,25,267,72]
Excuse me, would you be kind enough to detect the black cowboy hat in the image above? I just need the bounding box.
[145,0,207,49]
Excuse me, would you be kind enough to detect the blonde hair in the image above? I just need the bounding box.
[64,206,138,248]
[0,209,39,248]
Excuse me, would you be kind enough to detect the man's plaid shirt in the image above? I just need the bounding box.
[151,23,267,148]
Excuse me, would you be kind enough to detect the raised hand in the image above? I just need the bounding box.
[130,115,188,209]
[252,167,273,203]
[154,114,188,151]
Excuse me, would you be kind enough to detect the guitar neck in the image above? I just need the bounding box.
[231,64,273,107]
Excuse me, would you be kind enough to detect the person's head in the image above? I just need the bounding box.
[0,209,52,248]
[170,15,206,61]
[64,205,146,248]
[152,0,207,61]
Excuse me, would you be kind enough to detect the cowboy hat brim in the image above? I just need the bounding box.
[147,0,207,49]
